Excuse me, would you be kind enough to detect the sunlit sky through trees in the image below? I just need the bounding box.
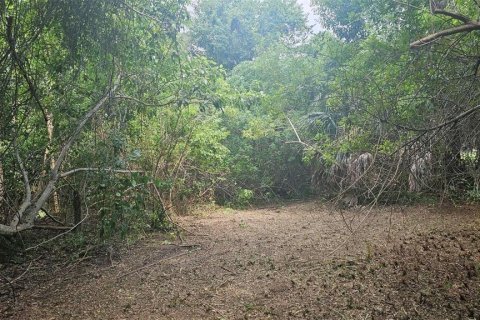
[187,0,321,33]
[297,0,321,33]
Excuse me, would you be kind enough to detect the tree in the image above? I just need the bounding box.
[189,0,307,69]
[307,0,480,201]
[0,0,190,235]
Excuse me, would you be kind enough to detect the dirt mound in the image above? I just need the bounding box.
[1,202,479,319]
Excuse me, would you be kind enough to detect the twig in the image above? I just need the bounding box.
[40,207,65,225]
[286,116,310,147]
[116,250,197,279]
[25,214,89,251]
[122,1,166,27]
[220,266,237,275]
[0,273,15,303]
[309,151,404,272]
[152,183,210,238]
[338,209,354,234]
[165,243,201,249]
[392,104,480,132]
[8,259,36,284]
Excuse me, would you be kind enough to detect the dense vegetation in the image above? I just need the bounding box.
[0,0,479,246]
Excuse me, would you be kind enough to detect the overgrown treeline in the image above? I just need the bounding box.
[0,0,479,242]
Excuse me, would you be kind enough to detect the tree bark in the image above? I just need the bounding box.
[42,111,61,215]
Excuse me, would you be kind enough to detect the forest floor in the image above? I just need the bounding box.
[1,201,480,319]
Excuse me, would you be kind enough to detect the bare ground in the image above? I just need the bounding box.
[2,201,480,319]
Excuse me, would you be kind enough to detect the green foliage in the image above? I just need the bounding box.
[3,0,480,245]
[189,0,307,69]
[236,189,254,207]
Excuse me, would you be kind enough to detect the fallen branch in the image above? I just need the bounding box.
[33,225,73,230]
[0,273,15,303]
[116,249,197,279]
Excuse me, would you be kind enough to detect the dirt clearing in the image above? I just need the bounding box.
[2,201,480,319]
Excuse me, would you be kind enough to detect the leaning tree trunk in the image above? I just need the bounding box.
[0,76,121,236]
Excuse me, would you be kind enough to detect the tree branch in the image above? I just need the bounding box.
[121,1,165,28]
[410,22,480,48]
[432,9,471,23]
[60,167,145,178]
[25,213,90,251]
[6,16,49,123]
[0,75,122,235]
[287,117,310,147]
[395,104,480,132]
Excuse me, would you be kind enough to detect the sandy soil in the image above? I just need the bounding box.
[1,201,480,319]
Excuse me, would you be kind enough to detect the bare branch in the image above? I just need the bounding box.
[410,23,480,48]
[26,75,122,221]
[51,75,122,179]
[60,167,145,178]
[25,213,90,251]
[287,117,310,147]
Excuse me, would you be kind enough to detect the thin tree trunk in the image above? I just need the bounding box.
[0,75,121,235]
[0,162,5,222]
[73,190,82,233]
[43,111,60,215]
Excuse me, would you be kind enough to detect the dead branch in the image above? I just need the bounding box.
[287,117,310,147]
[60,167,144,178]
[0,273,15,303]
[32,225,73,230]
[422,104,479,131]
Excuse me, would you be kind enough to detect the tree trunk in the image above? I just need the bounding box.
[0,162,5,222]
[73,190,82,232]
[43,111,61,215]
[0,75,121,236]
